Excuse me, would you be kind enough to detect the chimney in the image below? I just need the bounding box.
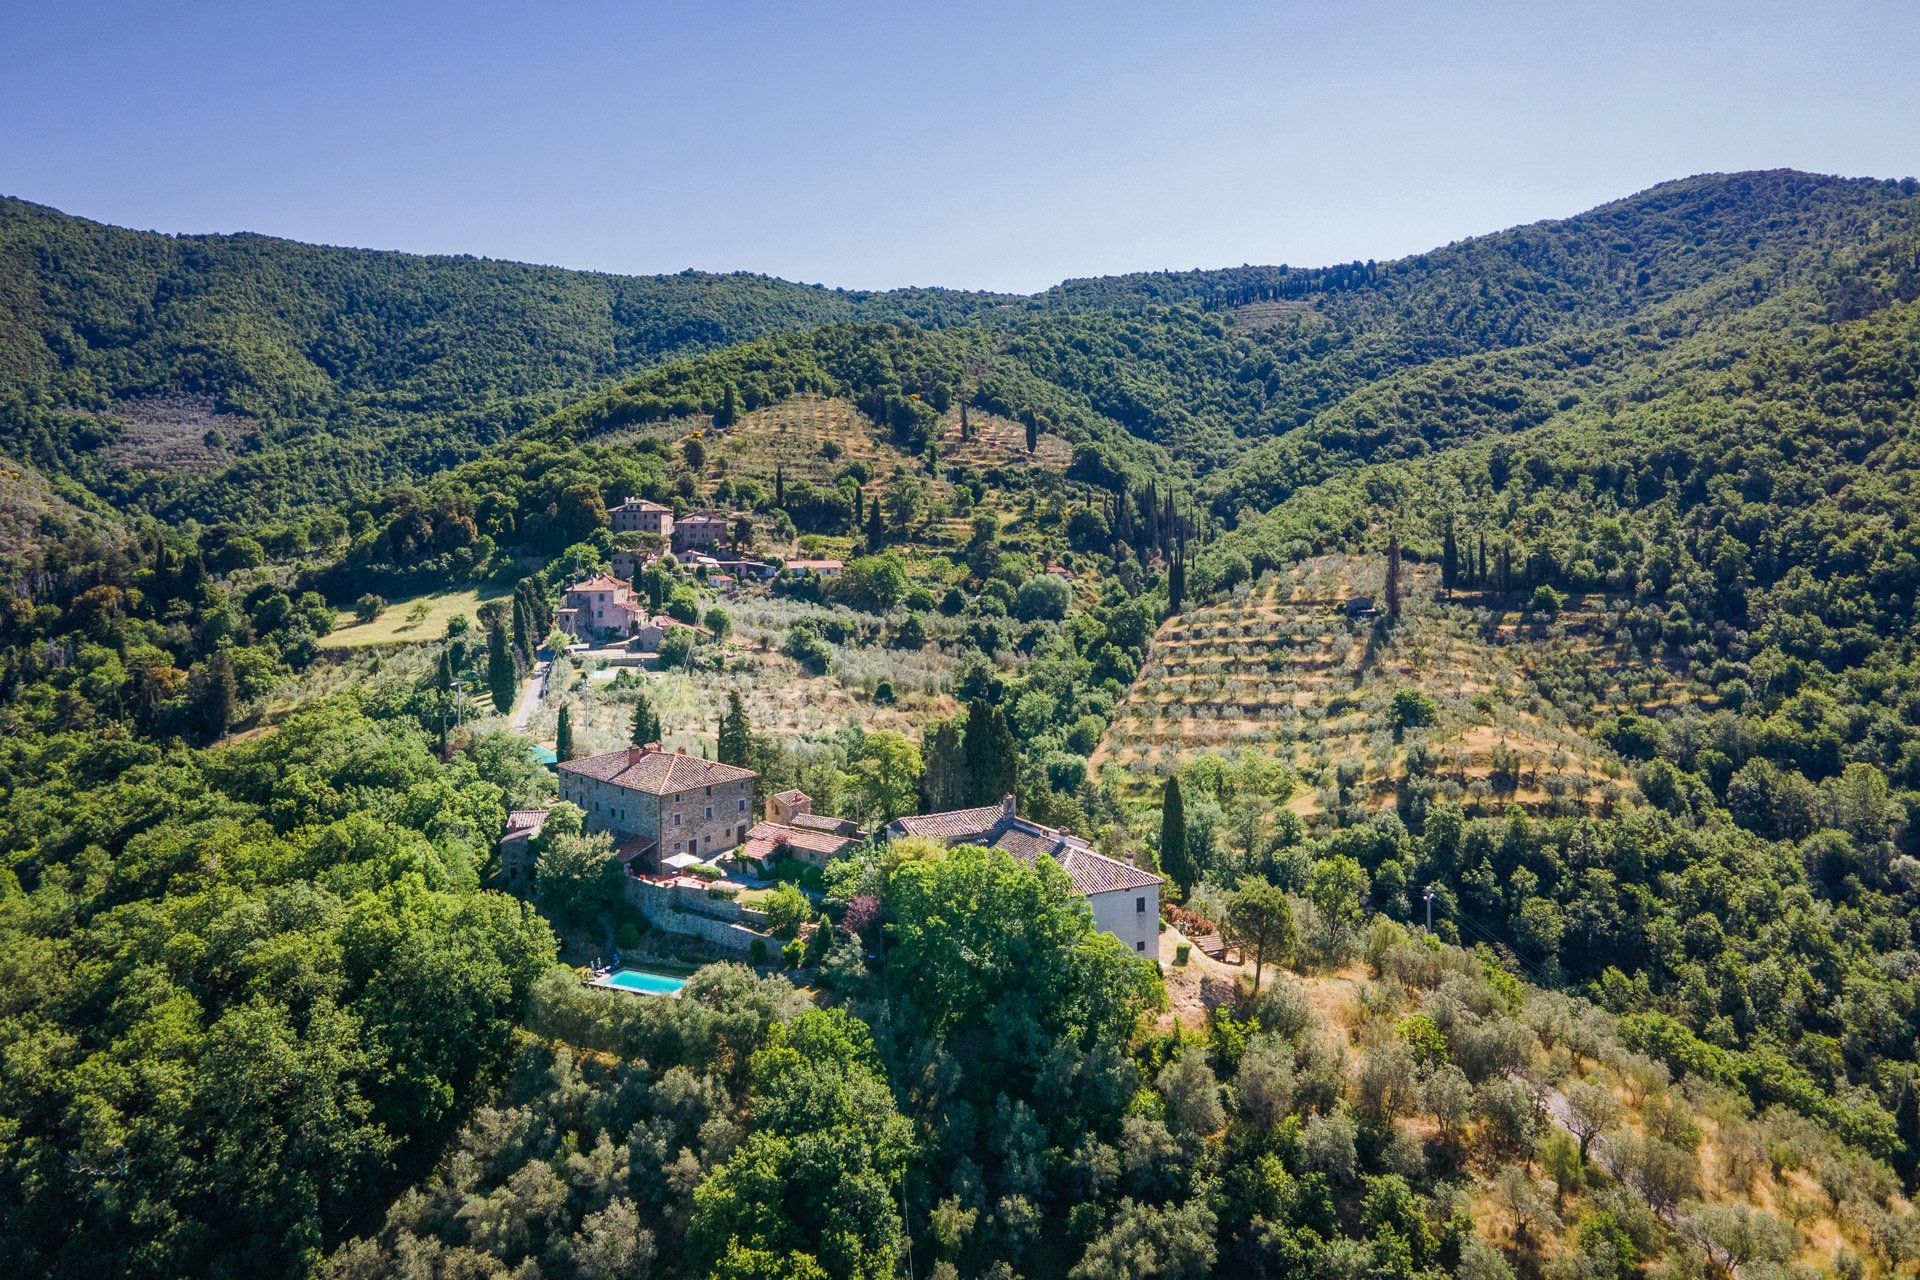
[1001,793,1018,820]
[625,744,643,767]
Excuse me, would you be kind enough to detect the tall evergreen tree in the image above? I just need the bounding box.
[196,648,238,743]
[556,703,576,762]
[961,701,1017,806]
[717,692,751,766]
[487,626,518,713]
[1167,550,1186,616]
[510,593,535,670]
[1159,776,1193,898]
[1441,516,1458,598]
[434,647,456,756]
[1025,413,1038,454]
[1385,532,1402,619]
[865,498,885,551]
[920,718,968,810]
[631,691,660,746]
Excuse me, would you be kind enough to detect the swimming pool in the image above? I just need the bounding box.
[591,967,688,996]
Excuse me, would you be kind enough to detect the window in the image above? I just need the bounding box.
[1136,896,1146,913]
[672,812,681,827]
[1135,940,1146,952]
[738,798,747,813]
[705,806,714,821]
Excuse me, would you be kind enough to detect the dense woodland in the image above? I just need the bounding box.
[4,171,1920,1279]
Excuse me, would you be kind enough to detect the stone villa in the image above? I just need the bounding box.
[672,509,730,554]
[609,496,674,539]
[886,796,1164,955]
[558,742,756,864]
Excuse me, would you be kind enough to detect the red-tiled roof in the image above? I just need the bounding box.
[505,808,550,834]
[567,573,630,593]
[887,804,1161,897]
[559,745,756,794]
[889,804,1004,842]
[611,497,671,512]
[745,820,855,857]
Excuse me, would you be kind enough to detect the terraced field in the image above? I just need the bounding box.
[661,394,1074,546]
[1095,555,1635,825]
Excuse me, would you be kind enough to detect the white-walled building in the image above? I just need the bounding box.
[884,796,1162,955]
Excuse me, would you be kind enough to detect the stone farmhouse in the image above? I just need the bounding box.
[741,789,864,868]
[673,509,730,554]
[558,743,756,864]
[610,496,674,539]
[885,796,1163,955]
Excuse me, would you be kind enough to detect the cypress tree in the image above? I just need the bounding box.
[717,692,751,766]
[435,647,455,755]
[1159,776,1193,898]
[921,718,968,810]
[774,464,785,509]
[511,593,535,669]
[487,626,518,713]
[1025,414,1038,454]
[556,703,576,762]
[1385,532,1402,619]
[631,691,659,746]
[865,498,885,551]
[961,701,1017,806]
[197,649,237,743]
[1168,550,1186,616]
[1441,516,1458,598]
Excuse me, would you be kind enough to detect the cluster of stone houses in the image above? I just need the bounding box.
[607,498,731,554]
[510,742,1162,955]
[567,497,840,645]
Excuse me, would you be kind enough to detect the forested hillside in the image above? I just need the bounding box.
[6,170,1920,1280]
[0,197,1008,519]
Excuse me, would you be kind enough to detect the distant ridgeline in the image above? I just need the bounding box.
[5,171,1919,530]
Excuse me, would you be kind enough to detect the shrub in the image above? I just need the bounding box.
[1175,942,1191,965]
[354,593,385,623]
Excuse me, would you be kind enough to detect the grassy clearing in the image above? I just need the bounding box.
[320,582,512,650]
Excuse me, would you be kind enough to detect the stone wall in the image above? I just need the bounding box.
[623,878,772,955]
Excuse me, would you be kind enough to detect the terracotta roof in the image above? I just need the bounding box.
[611,497,671,512]
[887,803,1161,897]
[505,808,550,834]
[770,788,807,804]
[559,745,756,794]
[889,804,1005,842]
[567,573,630,593]
[745,820,856,857]
[785,559,843,571]
[791,812,860,837]
[1050,844,1162,895]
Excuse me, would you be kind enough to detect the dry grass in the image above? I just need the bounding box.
[319,582,512,650]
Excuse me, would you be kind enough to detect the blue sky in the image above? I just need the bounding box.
[4,1,1917,292]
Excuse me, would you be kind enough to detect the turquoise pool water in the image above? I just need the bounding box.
[595,968,688,996]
